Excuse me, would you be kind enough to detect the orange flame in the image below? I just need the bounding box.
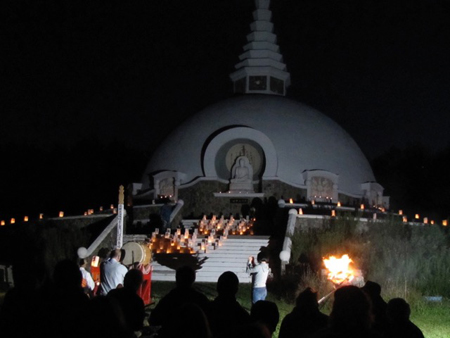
[323,254,354,285]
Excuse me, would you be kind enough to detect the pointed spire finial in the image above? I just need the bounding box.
[230,0,290,96]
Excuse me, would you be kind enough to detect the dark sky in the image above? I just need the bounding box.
[3,0,450,160]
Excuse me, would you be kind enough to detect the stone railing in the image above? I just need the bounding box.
[77,210,127,259]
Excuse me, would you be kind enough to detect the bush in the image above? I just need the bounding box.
[288,215,450,300]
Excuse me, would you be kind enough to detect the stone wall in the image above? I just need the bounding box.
[262,180,307,201]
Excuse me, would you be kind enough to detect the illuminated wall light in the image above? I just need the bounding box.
[59,211,64,218]
[11,218,15,224]
[24,216,29,222]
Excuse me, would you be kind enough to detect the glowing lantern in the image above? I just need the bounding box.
[59,211,64,218]
[443,220,448,226]
[24,216,28,222]
[1,220,5,226]
[423,217,428,224]
[311,200,315,205]
[299,208,303,215]
[360,204,365,210]
[331,210,336,217]
[402,216,407,223]
[11,218,15,224]
[415,214,419,219]
[110,204,114,209]
[39,213,43,219]
[99,206,103,211]
[399,210,403,215]
[337,201,341,207]
[289,198,293,204]
[431,220,435,225]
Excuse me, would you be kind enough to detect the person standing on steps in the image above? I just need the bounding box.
[247,252,271,304]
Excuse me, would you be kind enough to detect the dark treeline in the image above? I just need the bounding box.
[0,139,147,220]
[372,143,450,221]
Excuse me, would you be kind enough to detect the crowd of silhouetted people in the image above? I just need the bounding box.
[0,259,425,338]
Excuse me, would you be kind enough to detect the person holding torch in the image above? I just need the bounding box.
[247,252,271,304]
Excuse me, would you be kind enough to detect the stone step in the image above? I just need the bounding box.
[148,235,269,283]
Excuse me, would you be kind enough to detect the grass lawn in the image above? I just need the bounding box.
[150,281,450,338]
[1,283,448,338]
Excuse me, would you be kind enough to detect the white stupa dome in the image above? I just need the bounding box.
[141,94,374,197]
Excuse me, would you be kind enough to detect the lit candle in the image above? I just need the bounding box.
[39,213,43,219]
[110,204,114,209]
[402,216,407,223]
[59,211,64,218]
[415,214,419,219]
[360,204,365,210]
[337,201,341,207]
[24,216,28,222]
[311,200,315,205]
[399,210,403,215]
[423,217,428,224]
[289,198,293,204]
[91,256,100,267]
[11,218,15,224]
[431,220,435,225]
[299,208,303,215]
[1,220,5,226]
[443,220,448,226]
[99,206,103,211]
[331,210,336,217]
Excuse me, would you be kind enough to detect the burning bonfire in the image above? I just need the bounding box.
[319,254,359,304]
[323,254,355,285]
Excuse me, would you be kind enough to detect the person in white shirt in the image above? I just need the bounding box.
[247,252,271,304]
[99,249,128,295]
[79,258,95,293]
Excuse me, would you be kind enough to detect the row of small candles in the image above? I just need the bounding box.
[1,205,117,226]
[149,227,225,254]
[295,206,448,226]
[148,216,255,255]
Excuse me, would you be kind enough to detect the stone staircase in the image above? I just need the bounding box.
[124,235,270,283]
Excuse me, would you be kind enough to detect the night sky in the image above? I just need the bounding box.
[2,0,450,218]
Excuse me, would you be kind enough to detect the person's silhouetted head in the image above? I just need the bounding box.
[217,271,239,297]
[387,298,411,323]
[176,265,196,288]
[53,259,82,289]
[110,249,121,260]
[296,287,319,309]
[251,300,279,334]
[257,252,269,264]
[124,269,143,292]
[361,281,382,298]
[330,285,372,331]
[79,258,87,268]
